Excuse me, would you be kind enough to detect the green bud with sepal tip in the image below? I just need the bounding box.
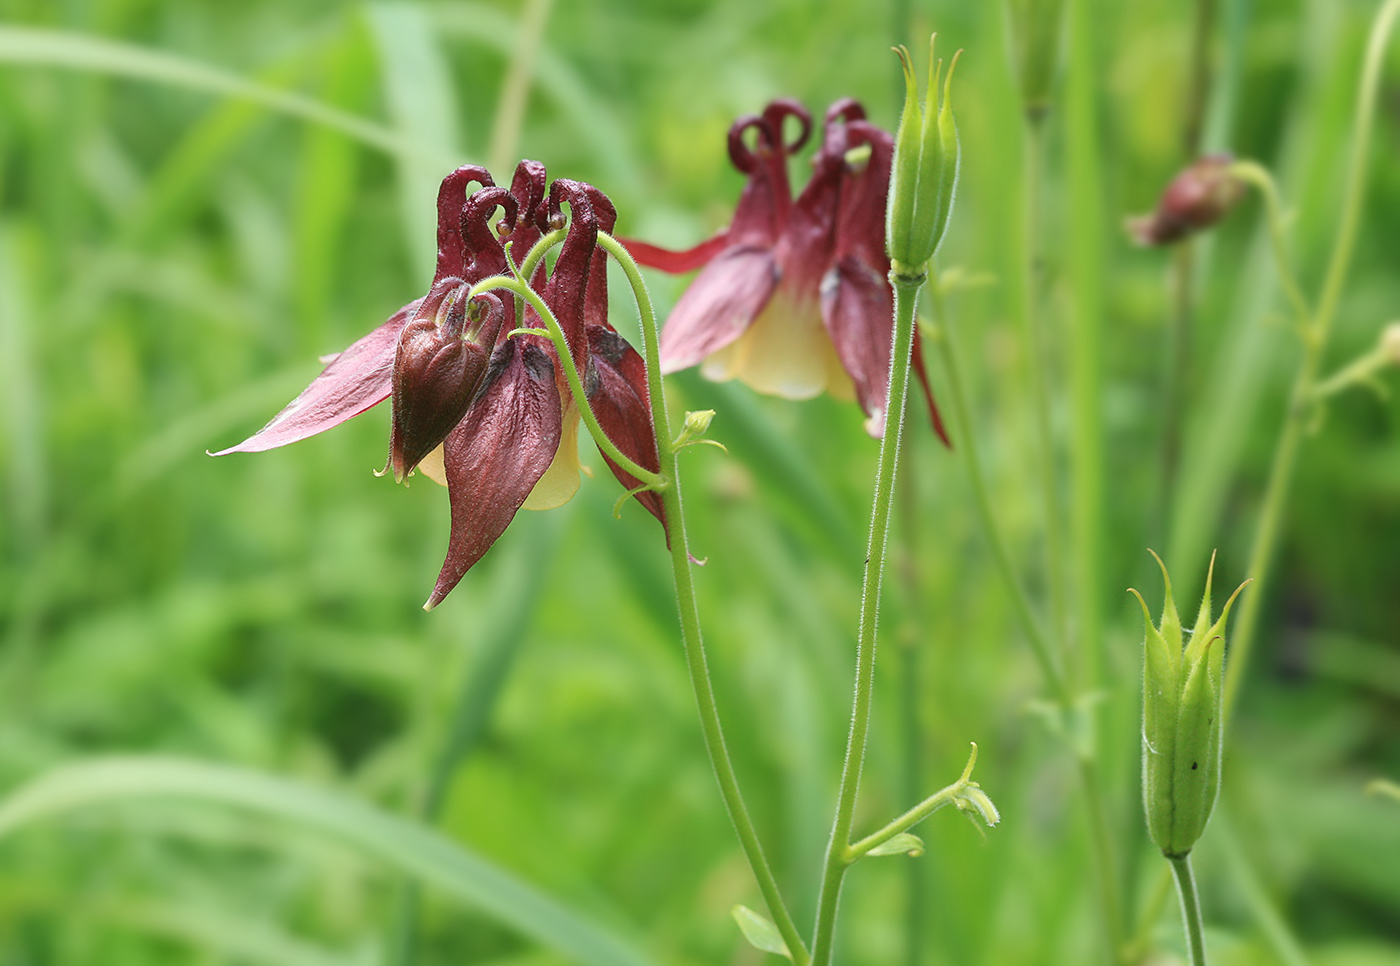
[1130,551,1250,858]
[887,36,961,278]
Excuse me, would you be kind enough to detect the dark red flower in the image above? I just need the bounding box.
[624,99,948,443]
[216,162,665,608]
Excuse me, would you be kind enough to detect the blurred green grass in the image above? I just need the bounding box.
[0,0,1397,964]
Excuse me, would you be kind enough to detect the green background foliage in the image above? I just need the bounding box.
[0,0,1397,963]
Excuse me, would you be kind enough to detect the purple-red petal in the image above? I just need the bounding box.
[821,256,893,436]
[658,246,778,372]
[585,326,668,536]
[620,232,733,274]
[426,341,563,608]
[212,299,419,455]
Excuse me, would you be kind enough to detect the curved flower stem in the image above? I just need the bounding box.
[1168,854,1209,966]
[1223,0,1400,722]
[809,270,923,966]
[595,232,810,965]
[845,744,984,862]
[516,228,567,286]
[467,274,666,491]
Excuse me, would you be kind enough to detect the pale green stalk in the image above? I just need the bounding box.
[1224,0,1400,721]
[595,233,810,965]
[809,271,922,966]
[1019,116,1069,651]
[467,274,665,491]
[1168,854,1209,966]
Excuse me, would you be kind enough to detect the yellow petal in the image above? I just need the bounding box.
[417,444,448,487]
[700,290,848,401]
[522,404,581,510]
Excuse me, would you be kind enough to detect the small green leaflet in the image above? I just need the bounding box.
[731,904,791,959]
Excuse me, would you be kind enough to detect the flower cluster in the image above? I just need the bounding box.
[625,99,948,442]
[216,162,665,608]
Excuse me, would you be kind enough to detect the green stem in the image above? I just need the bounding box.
[1126,865,1175,965]
[846,746,981,861]
[926,286,1069,707]
[1168,854,1208,966]
[467,274,666,491]
[1223,0,1400,721]
[1078,758,1126,964]
[598,233,810,965]
[810,271,922,966]
[1020,115,1069,652]
[484,0,554,177]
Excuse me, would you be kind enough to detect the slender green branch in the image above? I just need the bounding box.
[1228,161,1311,330]
[516,228,567,287]
[600,234,809,964]
[1079,758,1126,964]
[1224,0,1400,720]
[596,233,669,441]
[1125,866,1175,965]
[1019,116,1069,652]
[924,287,1070,707]
[1168,854,1209,966]
[467,274,667,490]
[845,745,983,861]
[810,272,923,966]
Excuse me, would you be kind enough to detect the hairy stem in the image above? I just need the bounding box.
[810,271,922,965]
[600,233,810,964]
[1168,854,1209,966]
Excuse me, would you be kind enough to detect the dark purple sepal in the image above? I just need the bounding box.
[426,341,563,609]
[585,326,668,538]
[211,298,420,456]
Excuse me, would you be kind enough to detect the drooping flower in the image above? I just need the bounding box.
[624,99,948,442]
[215,162,665,608]
[1127,153,1245,246]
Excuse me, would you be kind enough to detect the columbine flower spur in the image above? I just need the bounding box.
[624,98,948,441]
[215,162,666,608]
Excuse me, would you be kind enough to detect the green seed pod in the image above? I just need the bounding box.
[1131,552,1249,858]
[886,36,961,277]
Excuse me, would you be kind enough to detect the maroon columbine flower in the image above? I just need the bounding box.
[215,162,665,608]
[624,99,948,442]
[1128,153,1245,246]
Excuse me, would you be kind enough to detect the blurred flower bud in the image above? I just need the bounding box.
[1128,154,1245,247]
[1131,552,1248,857]
[887,37,961,276]
[1006,0,1064,119]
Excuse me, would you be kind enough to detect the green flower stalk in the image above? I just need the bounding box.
[1131,552,1249,859]
[1006,0,1064,119]
[887,36,960,278]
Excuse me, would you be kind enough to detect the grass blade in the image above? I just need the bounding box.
[0,756,655,966]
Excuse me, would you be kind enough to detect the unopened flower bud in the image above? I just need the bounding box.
[1128,154,1245,247]
[1131,552,1249,858]
[387,286,503,481]
[887,37,961,276]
